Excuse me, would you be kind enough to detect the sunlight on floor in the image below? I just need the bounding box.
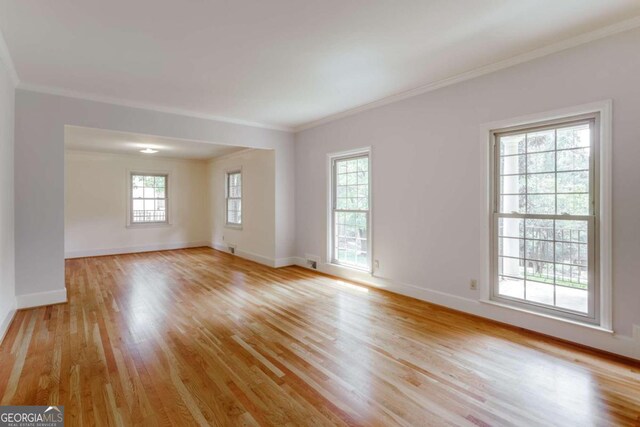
[335,280,369,293]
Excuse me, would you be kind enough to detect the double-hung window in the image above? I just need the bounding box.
[330,150,371,271]
[492,115,599,323]
[131,173,168,224]
[226,171,242,226]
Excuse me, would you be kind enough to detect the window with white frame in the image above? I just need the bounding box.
[131,173,168,224]
[330,151,371,271]
[226,171,242,226]
[491,114,599,322]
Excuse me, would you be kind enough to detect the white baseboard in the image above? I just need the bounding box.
[211,243,296,268]
[16,288,68,309]
[0,305,17,345]
[65,241,211,259]
[292,257,639,361]
[274,257,297,268]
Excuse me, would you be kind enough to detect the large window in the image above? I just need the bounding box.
[330,151,371,271]
[131,173,168,224]
[226,171,242,226]
[492,115,599,322]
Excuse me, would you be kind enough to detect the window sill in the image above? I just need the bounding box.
[328,262,373,275]
[126,222,172,229]
[225,224,243,230]
[479,299,613,333]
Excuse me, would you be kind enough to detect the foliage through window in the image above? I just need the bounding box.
[131,174,168,223]
[226,171,242,226]
[331,152,370,270]
[493,117,598,321]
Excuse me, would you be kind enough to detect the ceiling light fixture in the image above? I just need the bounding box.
[140,148,159,154]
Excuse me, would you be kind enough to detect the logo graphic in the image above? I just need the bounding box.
[0,405,64,426]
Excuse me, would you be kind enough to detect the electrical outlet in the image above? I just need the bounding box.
[633,324,640,343]
[470,279,478,290]
[374,260,380,270]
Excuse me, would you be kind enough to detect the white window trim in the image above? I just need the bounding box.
[126,169,173,228]
[479,100,612,331]
[225,168,243,230]
[326,147,373,274]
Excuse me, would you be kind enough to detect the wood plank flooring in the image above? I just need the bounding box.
[0,247,639,426]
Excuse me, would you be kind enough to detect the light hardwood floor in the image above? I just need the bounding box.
[0,247,639,426]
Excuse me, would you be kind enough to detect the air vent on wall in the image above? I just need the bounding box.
[305,254,320,270]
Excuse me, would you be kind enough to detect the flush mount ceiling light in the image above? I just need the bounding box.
[140,148,159,154]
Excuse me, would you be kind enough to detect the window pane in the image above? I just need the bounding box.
[132,187,143,198]
[527,173,555,194]
[155,176,165,187]
[525,261,555,284]
[144,187,155,198]
[527,151,555,173]
[525,219,554,241]
[498,217,523,238]
[526,240,554,262]
[556,220,587,243]
[526,130,554,153]
[500,155,526,175]
[499,237,524,258]
[498,276,525,299]
[132,175,144,187]
[557,148,589,171]
[228,209,237,224]
[500,134,525,156]
[557,194,589,215]
[525,280,554,306]
[527,195,555,214]
[500,195,525,214]
[556,286,588,313]
[500,175,525,195]
[499,256,524,278]
[557,124,590,149]
[557,171,589,193]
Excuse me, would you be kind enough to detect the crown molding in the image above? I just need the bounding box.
[16,82,293,133]
[207,147,259,163]
[0,28,19,87]
[294,15,640,132]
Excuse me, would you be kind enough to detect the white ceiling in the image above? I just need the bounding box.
[65,126,246,160]
[3,1,640,130]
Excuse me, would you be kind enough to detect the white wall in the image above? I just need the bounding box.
[65,151,210,257]
[0,57,15,340]
[14,91,295,306]
[208,149,277,264]
[294,28,640,358]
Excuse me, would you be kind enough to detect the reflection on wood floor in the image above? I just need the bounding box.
[1,247,639,426]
